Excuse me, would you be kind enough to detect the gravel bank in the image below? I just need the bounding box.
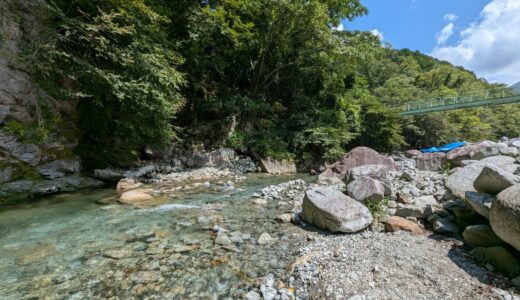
[292,230,517,300]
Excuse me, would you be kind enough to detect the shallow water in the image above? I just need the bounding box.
[0,174,312,299]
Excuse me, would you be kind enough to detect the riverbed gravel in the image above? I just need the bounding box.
[291,230,518,300]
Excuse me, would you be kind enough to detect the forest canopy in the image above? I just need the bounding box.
[28,0,520,168]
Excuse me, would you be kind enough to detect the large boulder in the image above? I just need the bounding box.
[478,155,518,172]
[405,150,422,158]
[344,164,392,184]
[302,187,372,233]
[465,191,494,219]
[346,177,386,204]
[473,165,518,194]
[320,147,396,180]
[490,184,520,251]
[445,164,485,199]
[446,141,500,166]
[415,152,447,171]
[463,225,505,248]
[470,246,520,278]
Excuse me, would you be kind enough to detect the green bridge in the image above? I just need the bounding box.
[393,87,520,116]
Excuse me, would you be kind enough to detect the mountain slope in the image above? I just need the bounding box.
[511,81,520,93]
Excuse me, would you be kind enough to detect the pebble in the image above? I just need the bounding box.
[258,233,275,245]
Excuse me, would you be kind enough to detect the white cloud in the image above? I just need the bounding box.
[332,23,345,31]
[370,29,384,40]
[444,13,458,22]
[436,23,454,45]
[431,0,520,85]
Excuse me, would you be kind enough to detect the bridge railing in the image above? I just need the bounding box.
[390,86,519,112]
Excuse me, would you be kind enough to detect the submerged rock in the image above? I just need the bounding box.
[302,187,372,233]
[257,232,275,245]
[118,189,154,205]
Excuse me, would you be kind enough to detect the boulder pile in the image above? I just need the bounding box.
[308,141,520,285]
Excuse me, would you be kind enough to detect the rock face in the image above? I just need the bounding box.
[346,177,386,204]
[302,187,372,233]
[256,157,297,174]
[0,1,96,201]
[186,148,237,168]
[473,165,518,194]
[490,185,520,251]
[320,147,396,180]
[37,159,80,179]
[93,168,126,182]
[465,192,494,219]
[384,216,423,234]
[463,225,505,248]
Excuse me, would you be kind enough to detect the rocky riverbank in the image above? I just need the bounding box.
[3,139,520,299]
[261,141,520,300]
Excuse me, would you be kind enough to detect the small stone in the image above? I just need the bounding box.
[103,250,133,259]
[254,198,268,205]
[433,217,462,234]
[222,244,240,253]
[385,216,423,234]
[245,291,261,300]
[257,232,275,245]
[276,213,292,223]
[215,232,232,245]
[173,245,195,253]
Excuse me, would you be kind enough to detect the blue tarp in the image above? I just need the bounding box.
[421,141,466,153]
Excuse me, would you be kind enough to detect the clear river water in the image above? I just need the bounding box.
[0,174,312,299]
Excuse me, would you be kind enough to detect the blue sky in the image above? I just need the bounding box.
[339,0,520,85]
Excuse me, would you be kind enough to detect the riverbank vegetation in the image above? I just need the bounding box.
[25,0,520,168]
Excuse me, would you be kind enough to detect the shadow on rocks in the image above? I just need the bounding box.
[427,232,512,289]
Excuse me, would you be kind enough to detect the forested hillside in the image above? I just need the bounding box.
[9,0,520,169]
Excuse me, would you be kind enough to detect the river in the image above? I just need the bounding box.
[0,173,313,299]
